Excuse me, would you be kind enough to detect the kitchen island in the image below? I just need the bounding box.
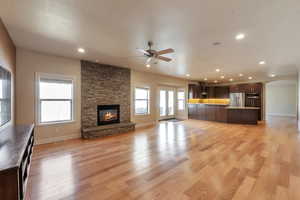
[226,106,259,124]
[188,103,259,125]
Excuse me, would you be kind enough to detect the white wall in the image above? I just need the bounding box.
[131,70,188,127]
[16,48,81,144]
[266,80,297,117]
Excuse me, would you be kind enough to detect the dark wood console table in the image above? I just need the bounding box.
[0,124,35,200]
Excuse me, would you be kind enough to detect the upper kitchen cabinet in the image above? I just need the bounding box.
[188,83,208,99]
[229,83,262,94]
[189,84,230,99]
[207,87,215,98]
[215,86,229,98]
[188,84,200,99]
[229,85,241,93]
[246,83,262,93]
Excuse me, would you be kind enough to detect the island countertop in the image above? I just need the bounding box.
[188,103,229,106]
[188,104,259,109]
[226,106,260,110]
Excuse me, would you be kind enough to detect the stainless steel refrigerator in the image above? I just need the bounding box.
[230,93,245,107]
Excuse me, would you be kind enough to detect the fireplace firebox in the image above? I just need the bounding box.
[97,105,120,125]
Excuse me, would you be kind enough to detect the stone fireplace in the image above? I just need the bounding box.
[81,61,135,139]
[97,105,120,125]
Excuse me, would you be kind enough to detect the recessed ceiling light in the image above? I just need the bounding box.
[220,75,225,79]
[239,73,244,77]
[186,74,190,77]
[216,69,220,72]
[229,78,234,82]
[235,33,245,40]
[146,64,151,68]
[214,80,218,83]
[204,78,208,81]
[77,48,85,53]
[248,76,253,80]
[259,61,266,65]
[270,74,276,77]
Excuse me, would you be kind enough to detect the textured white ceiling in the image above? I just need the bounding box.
[0,0,299,82]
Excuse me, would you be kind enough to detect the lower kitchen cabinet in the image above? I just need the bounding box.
[188,104,227,122]
[188,104,259,124]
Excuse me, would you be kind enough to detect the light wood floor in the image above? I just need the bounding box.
[26,117,300,200]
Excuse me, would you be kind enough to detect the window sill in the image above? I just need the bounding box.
[135,113,151,116]
[37,120,76,127]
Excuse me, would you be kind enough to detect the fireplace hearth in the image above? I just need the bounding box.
[97,105,120,125]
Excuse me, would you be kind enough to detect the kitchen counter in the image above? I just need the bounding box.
[188,104,259,125]
[226,106,260,110]
[188,103,229,106]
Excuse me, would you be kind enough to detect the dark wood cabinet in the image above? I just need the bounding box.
[229,85,240,93]
[207,87,215,98]
[215,86,229,98]
[206,105,215,121]
[0,124,35,200]
[188,103,198,118]
[188,84,198,99]
[227,109,258,125]
[244,83,262,120]
[188,83,212,99]
[229,83,262,94]
[204,86,229,99]
[215,106,228,122]
[188,104,227,122]
[189,84,229,99]
[188,104,258,124]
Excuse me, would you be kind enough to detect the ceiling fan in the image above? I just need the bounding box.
[137,41,174,65]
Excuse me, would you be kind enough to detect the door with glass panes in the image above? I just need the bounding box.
[159,87,175,120]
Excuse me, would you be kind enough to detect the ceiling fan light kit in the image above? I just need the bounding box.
[137,41,174,65]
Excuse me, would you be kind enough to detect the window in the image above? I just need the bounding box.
[168,90,174,115]
[177,90,185,111]
[0,66,11,127]
[37,74,74,124]
[135,87,150,115]
[160,90,166,116]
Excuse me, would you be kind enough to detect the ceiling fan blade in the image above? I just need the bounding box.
[137,48,150,56]
[157,56,172,62]
[157,48,174,55]
[146,57,152,63]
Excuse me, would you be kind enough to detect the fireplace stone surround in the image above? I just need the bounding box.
[81,61,135,138]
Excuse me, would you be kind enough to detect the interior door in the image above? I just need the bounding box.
[159,88,175,120]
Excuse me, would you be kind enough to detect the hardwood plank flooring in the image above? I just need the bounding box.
[26,116,300,200]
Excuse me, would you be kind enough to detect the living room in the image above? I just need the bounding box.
[1,1,300,200]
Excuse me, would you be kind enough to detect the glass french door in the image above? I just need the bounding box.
[159,88,175,120]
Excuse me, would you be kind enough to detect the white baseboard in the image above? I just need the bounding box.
[35,133,81,145]
[135,121,157,129]
[267,113,297,117]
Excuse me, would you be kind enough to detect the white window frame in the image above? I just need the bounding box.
[177,90,185,111]
[134,87,150,115]
[35,73,76,126]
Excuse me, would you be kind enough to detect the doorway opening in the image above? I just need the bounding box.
[265,80,297,120]
[159,88,175,120]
